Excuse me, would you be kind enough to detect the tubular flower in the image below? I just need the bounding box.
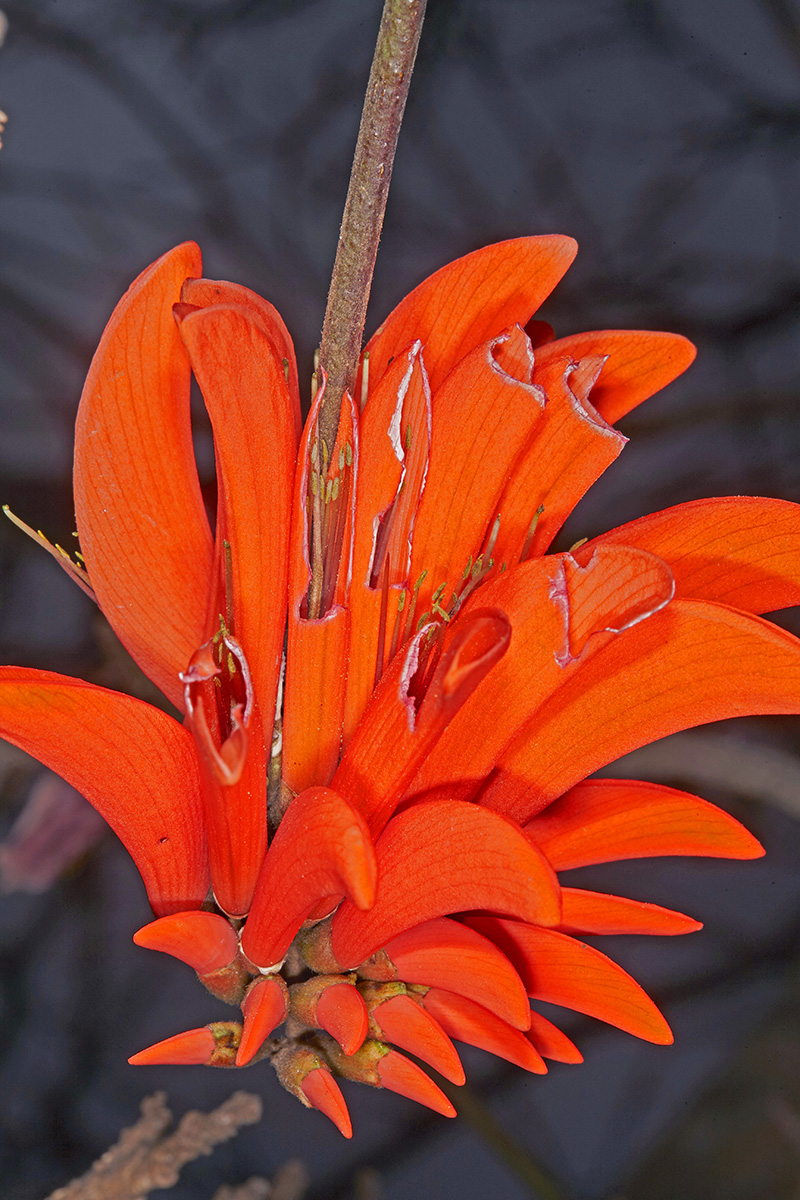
[3,236,800,1137]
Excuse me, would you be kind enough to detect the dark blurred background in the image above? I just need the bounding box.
[2,1,800,1197]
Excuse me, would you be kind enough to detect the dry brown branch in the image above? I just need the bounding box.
[47,1091,264,1200]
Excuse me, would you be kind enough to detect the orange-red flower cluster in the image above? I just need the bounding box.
[2,237,800,1137]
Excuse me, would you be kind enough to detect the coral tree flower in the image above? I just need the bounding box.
[3,237,800,1137]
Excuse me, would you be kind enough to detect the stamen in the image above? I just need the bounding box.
[223,539,235,634]
[373,553,391,689]
[3,505,97,602]
[520,503,545,563]
[360,350,370,411]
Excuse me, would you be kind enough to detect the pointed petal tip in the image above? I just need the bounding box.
[373,994,465,1085]
[300,1068,353,1138]
[237,976,289,1066]
[377,1050,457,1117]
[128,1027,215,1066]
[133,911,238,975]
[316,983,369,1057]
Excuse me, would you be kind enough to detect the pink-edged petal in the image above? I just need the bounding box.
[557,888,702,936]
[0,667,207,914]
[241,787,377,969]
[526,778,763,869]
[585,497,800,614]
[331,800,561,968]
[74,243,213,710]
[469,917,673,1045]
[480,599,800,824]
[362,236,577,396]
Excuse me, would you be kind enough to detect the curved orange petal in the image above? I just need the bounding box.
[331,800,561,968]
[344,343,431,742]
[375,1049,456,1116]
[334,608,511,836]
[359,917,531,1030]
[316,983,370,1056]
[585,497,800,614]
[237,976,290,1065]
[362,235,577,397]
[74,243,213,710]
[181,276,301,447]
[469,917,673,1045]
[407,328,545,620]
[527,1011,583,1064]
[241,787,377,969]
[533,330,696,424]
[480,599,800,823]
[128,1027,216,1066]
[133,911,238,973]
[557,888,702,936]
[490,354,626,567]
[300,1068,353,1138]
[411,545,673,805]
[526,778,763,869]
[0,668,208,915]
[419,989,547,1074]
[370,993,465,1084]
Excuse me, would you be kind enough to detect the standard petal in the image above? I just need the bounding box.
[526,778,763,869]
[584,497,800,614]
[330,800,561,968]
[468,917,673,1045]
[479,599,800,823]
[362,236,577,396]
[74,243,213,710]
[181,276,302,446]
[0,668,208,914]
[533,330,696,423]
[241,786,377,969]
[407,328,545,621]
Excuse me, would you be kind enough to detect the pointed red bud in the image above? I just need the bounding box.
[376,1050,456,1117]
[237,976,289,1066]
[358,917,531,1031]
[133,911,238,974]
[128,1021,241,1067]
[527,1011,583,1064]
[419,988,546,1074]
[316,983,369,1056]
[301,1068,353,1139]
[366,989,465,1085]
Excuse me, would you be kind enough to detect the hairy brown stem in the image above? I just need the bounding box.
[317,0,427,452]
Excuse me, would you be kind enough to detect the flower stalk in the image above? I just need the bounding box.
[317,0,427,453]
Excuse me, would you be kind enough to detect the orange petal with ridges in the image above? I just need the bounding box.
[371,994,465,1085]
[362,235,577,397]
[316,983,370,1056]
[237,976,289,1066]
[345,344,430,743]
[376,1050,456,1117]
[534,329,696,424]
[134,911,237,973]
[74,243,213,710]
[558,888,702,936]
[282,383,357,793]
[241,787,377,969]
[527,1011,583,1064]
[585,497,800,615]
[526,778,763,869]
[301,1068,353,1138]
[411,544,672,806]
[0,668,207,915]
[490,354,626,567]
[334,609,511,836]
[420,989,546,1074]
[480,599,800,824]
[128,1027,215,1066]
[408,328,545,620]
[331,800,561,968]
[361,917,531,1030]
[468,917,673,1045]
[181,276,301,447]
